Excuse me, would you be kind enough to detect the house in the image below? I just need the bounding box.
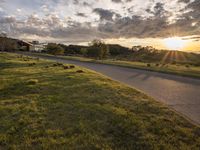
[0,35,45,52]
[29,41,46,52]
[0,36,32,51]
[17,40,33,51]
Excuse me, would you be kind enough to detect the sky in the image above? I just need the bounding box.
[0,0,199,51]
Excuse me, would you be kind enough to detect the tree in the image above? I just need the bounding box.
[87,39,109,59]
[0,32,7,38]
[0,37,18,51]
[46,43,64,55]
[108,44,130,56]
[80,48,88,56]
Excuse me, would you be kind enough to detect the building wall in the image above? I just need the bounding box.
[30,45,45,52]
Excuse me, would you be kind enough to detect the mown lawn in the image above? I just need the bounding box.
[0,52,199,150]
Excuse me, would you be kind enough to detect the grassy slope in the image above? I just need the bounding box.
[0,52,200,149]
[24,52,200,79]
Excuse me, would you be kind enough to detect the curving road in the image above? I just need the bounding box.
[23,53,200,125]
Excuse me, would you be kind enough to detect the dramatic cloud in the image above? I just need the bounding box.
[0,0,199,45]
[76,13,87,17]
[0,16,16,24]
[93,8,120,21]
[111,0,122,3]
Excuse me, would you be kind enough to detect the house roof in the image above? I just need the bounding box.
[18,40,33,46]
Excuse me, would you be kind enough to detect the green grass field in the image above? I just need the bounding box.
[24,52,200,79]
[0,52,200,149]
[95,59,200,78]
[64,56,200,79]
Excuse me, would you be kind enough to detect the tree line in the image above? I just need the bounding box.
[46,40,110,59]
[5,34,194,63]
[46,39,132,59]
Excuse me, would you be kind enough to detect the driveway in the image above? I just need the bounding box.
[22,53,200,125]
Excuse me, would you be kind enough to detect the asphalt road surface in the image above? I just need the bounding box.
[23,53,200,125]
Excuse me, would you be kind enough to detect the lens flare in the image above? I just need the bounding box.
[164,37,187,50]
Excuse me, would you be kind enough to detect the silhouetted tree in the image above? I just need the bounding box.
[87,39,109,59]
[108,44,130,55]
[46,43,64,55]
[0,37,18,51]
[80,48,88,56]
[59,44,88,55]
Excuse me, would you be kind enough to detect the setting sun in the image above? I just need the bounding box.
[164,37,187,50]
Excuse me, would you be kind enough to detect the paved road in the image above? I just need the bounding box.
[24,53,200,125]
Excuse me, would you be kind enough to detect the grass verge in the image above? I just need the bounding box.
[26,52,200,79]
[0,52,200,149]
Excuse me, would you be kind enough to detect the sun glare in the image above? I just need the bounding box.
[164,37,187,50]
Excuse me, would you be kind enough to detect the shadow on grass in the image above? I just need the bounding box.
[0,62,29,70]
[0,81,40,100]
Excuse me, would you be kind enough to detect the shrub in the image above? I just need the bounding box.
[76,70,84,73]
[155,63,159,67]
[27,79,38,85]
[46,43,64,55]
[28,63,36,66]
[69,65,75,69]
[147,64,151,67]
[161,63,166,67]
[185,65,190,68]
[23,58,29,61]
[57,63,63,66]
[80,48,88,56]
[53,63,63,67]
[53,63,58,67]
[63,66,69,69]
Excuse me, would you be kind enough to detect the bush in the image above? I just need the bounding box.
[185,65,190,68]
[27,79,38,85]
[46,43,64,55]
[28,63,36,66]
[53,63,63,67]
[57,63,63,66]
[161,63,166,67]
[63,66,69,69]
[76,70,84,73]
[69,65,75,69]
[53,63,58,67]
[80,48,88,56]
[23,59,29,61]
[147,64,151,67]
